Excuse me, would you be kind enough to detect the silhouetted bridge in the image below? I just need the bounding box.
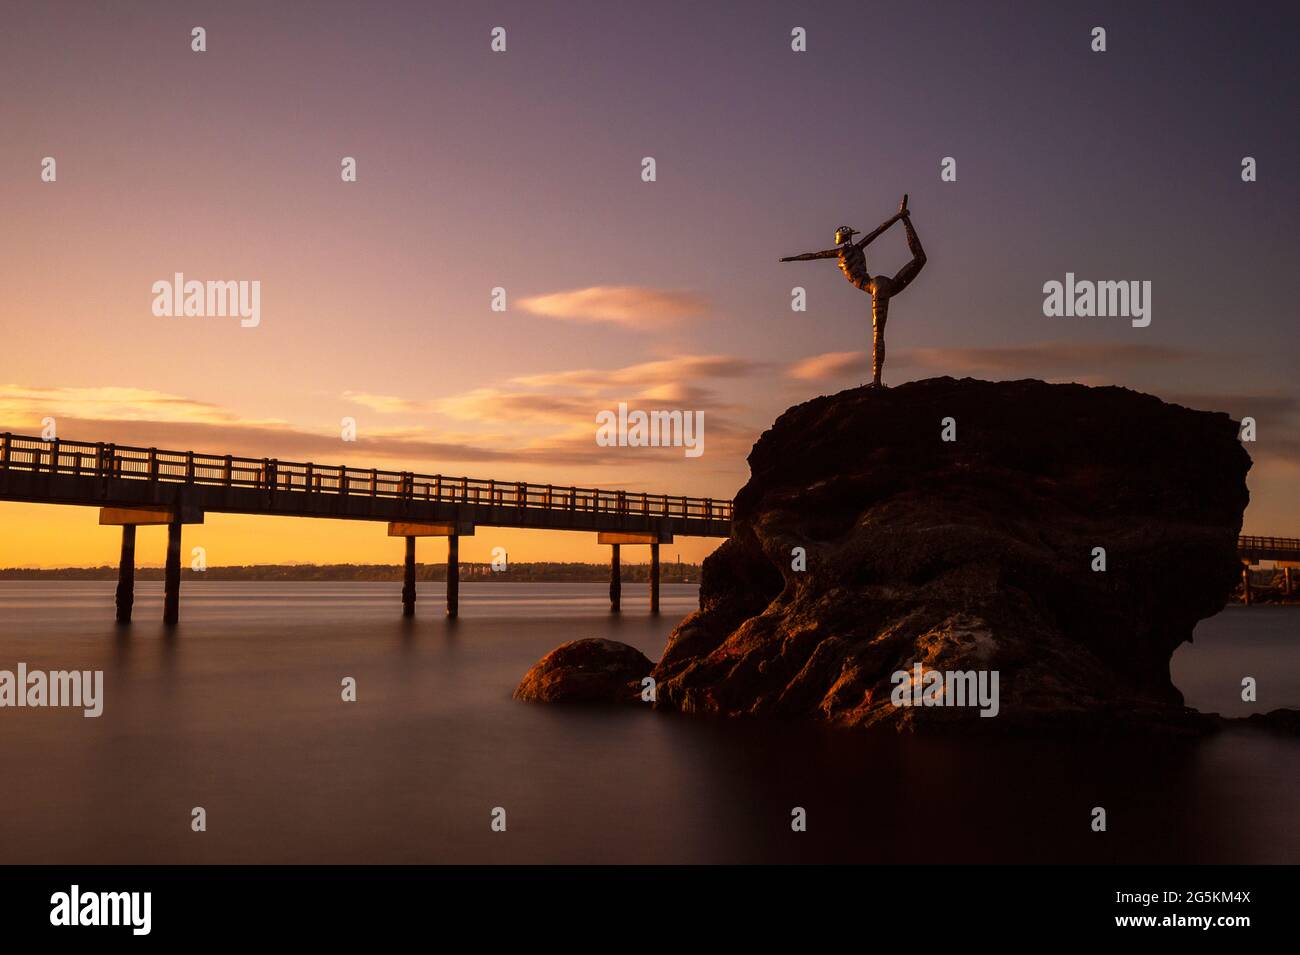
[1238,536,1300,603]
[0,432,733,623]
[1238,536,1300,563]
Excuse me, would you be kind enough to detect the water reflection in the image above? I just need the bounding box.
[0,582,1295,863]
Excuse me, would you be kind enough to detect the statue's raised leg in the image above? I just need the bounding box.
[890,216,927,293]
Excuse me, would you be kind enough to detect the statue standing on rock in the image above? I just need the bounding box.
[781,195,927,388]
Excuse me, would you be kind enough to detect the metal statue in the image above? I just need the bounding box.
[781,194,926,387]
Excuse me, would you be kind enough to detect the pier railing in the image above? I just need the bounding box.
[1238,535,1300,560]
[0,432,733,523]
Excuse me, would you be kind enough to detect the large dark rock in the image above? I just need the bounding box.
[514,638,652,704]
[651,377,1252,731]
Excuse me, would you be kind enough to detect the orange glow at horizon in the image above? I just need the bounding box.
[0,503,722,569]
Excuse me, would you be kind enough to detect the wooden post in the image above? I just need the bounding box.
[163,517,182,625]
[1241,565,1252,606]
[402,536,417,617]
[115,525,136,624]
[650,541,660,615]
[446,534,459,618]
[609,543,621,613]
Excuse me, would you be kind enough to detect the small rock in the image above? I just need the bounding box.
[514,638,652,704]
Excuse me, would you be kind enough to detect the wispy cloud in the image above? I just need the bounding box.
[338,353,763,465]
[514,354,760,390]
[0,384,285,426]
[0,380,757,475]
[516,286,708,328]
[785,342,1199,380]
[894,342,1197,374]
[0,401,634,470]
[0,384,559,467]
[435,388,595,424]
[786,351,864,381]
[345,356,760,423]
[341,391,437,414]
[635,382,724,406]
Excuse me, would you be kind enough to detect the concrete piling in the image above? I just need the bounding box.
[115,525,136,623]
[609,543,621,613]
[163,517,182,625]
[402,535,416,617]
[447,533,459,618]
[650,542,660,614]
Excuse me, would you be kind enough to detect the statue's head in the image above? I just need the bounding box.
[834,226,858,245]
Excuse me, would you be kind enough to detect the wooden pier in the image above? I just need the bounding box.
[0,432,733,623]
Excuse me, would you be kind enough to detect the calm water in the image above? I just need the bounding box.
[0,581,1296,864]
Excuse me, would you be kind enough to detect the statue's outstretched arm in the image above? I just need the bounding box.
[779,248,839,262]
[853,215,901,250]
[852,213,904,250]
[855,194,910,249]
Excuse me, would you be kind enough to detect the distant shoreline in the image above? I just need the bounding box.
[0,561,702,583]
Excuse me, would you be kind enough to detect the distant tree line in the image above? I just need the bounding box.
[0,561,702,583]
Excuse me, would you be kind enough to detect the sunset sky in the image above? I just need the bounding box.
[2,0,1297,567]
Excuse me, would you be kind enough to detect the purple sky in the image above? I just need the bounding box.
[1,0,1297,565]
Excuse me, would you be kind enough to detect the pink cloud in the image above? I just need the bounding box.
[516,286,708,328]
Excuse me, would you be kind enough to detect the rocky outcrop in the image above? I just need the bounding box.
[649,377,1251,731]
[513,638,652,704]
[1239,709,1300,734]
[517,377,1255,732]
